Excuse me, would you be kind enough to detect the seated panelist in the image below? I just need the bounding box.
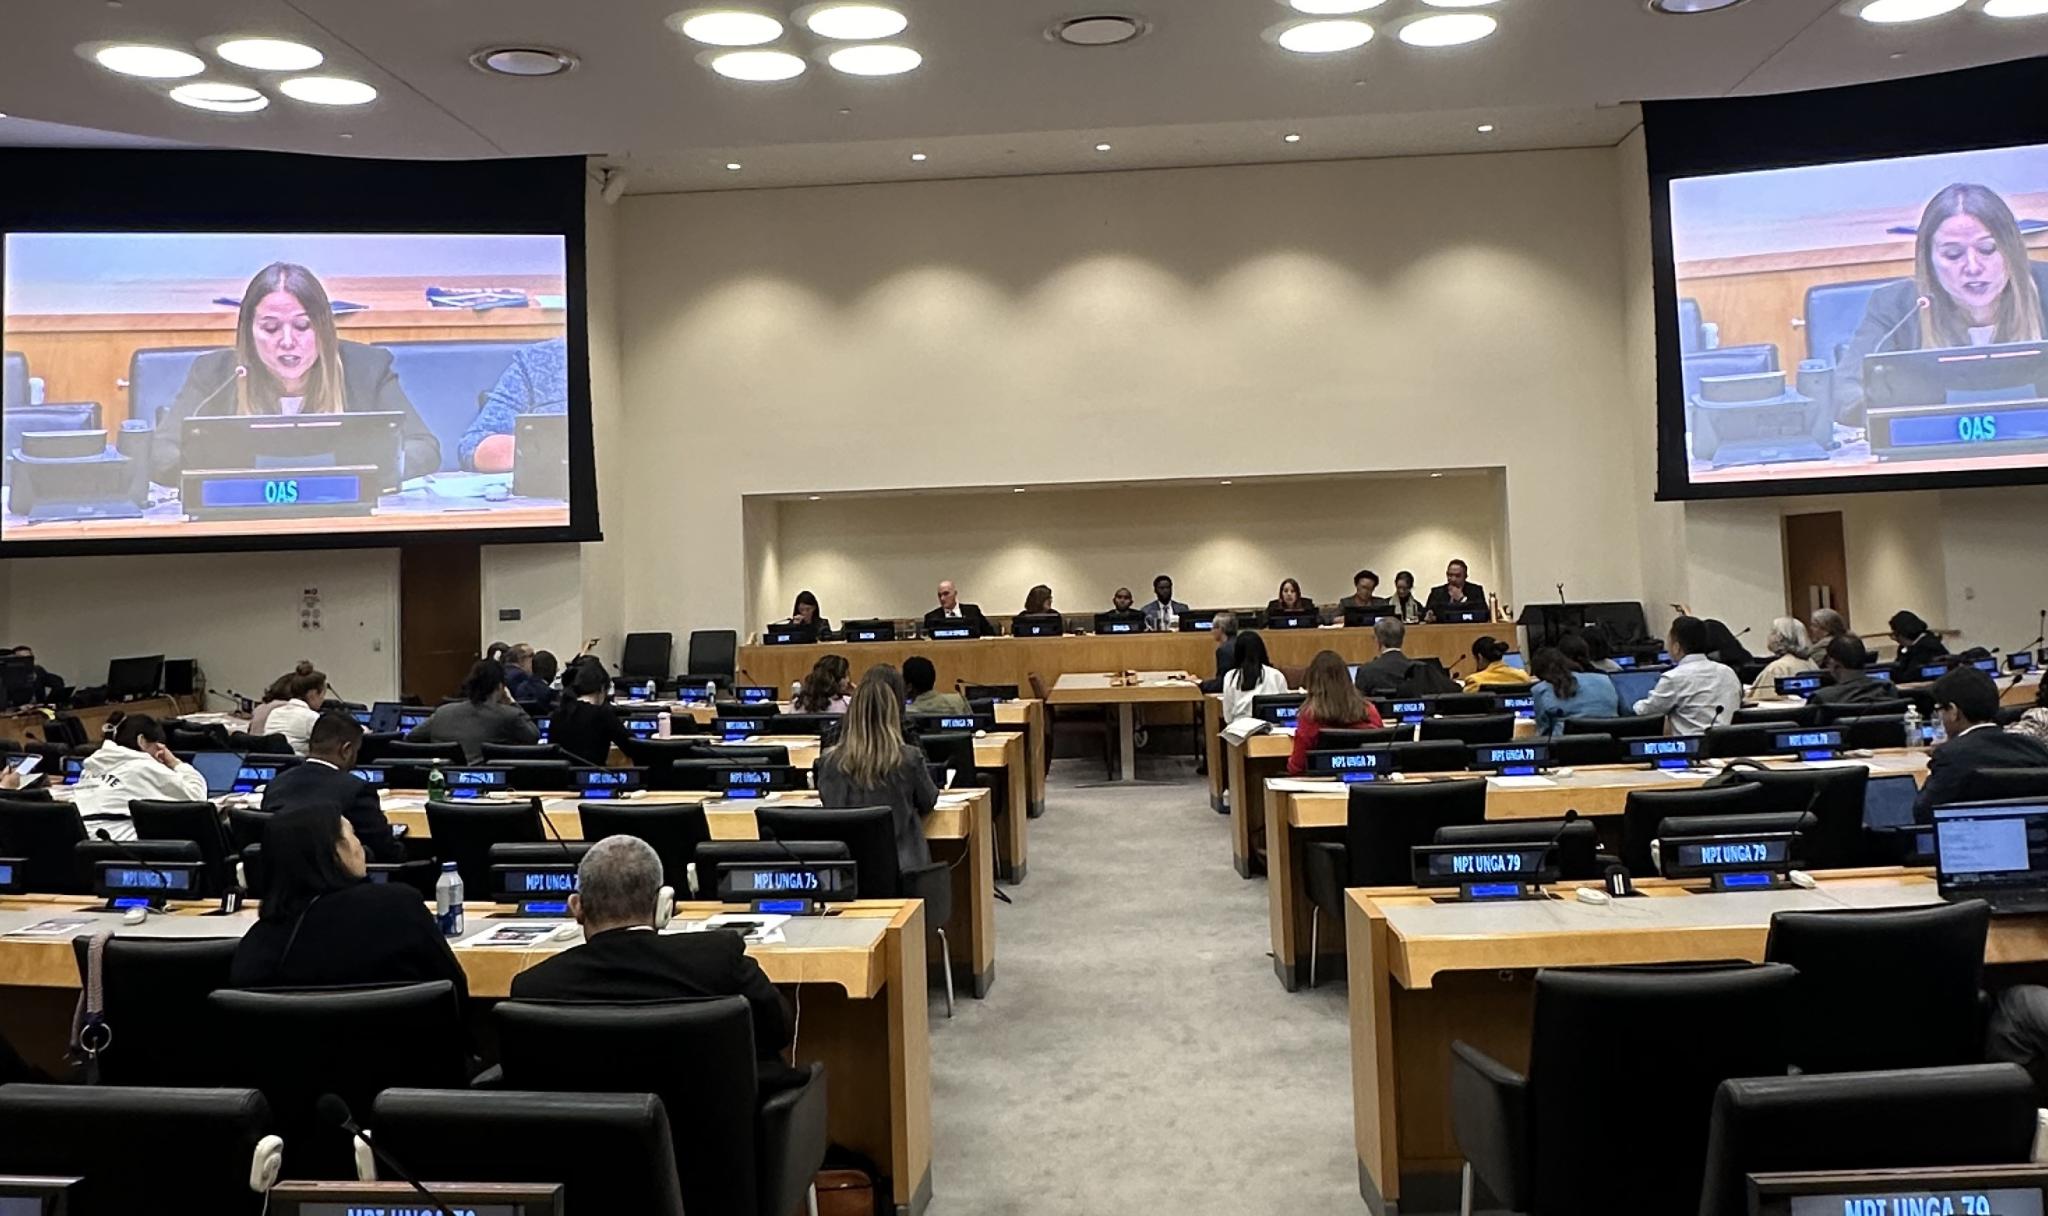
[152,262,442,487]
[922,580,993,637]
[460,336,569,473]
[1011,584,1059,635]
[1834,183,2048,425]
[1266,578,1313,618]
[1101,587,1144,623]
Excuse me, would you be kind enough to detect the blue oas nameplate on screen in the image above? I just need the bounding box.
[181,467,377,521]
[1870,401,2048,461]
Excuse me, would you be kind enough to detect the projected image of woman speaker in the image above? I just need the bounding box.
[1835,184,2048,426]
[150,262,441,488]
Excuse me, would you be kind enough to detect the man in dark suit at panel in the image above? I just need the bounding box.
[1914,666,2048,820]
[1810,634,1897,707]
[511,835,796,1084]
[922,580,993,638]
[1424,559,1489,623]
[259,712,403,862]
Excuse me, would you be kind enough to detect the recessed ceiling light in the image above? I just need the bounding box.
[1397,12,1496,44]
[909,151,927,161]
[802,3,908,40]
[169,82,268,113]
[472,47,579,77]
[825,43,922,75]
[1419,0,1500,6]
[1476,122,1495,132]
[1276,19,1375,52]
[1094,142,1112,152]
[1285,0,1385,13]
[215,38,323,71]
[725,161,743,170]
[1648,0,1746,11]
[280,76,377,105]
[92,44,205,78]
[674,9,786,45]
[1856,0,1963,19]
[1283,132,1303,142]
[710,49,807,80]
[1050,14,1147,44]
[1983,0,2048,15]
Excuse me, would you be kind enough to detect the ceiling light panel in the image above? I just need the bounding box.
[710,48,808,79]
[170,82,268,112]
[1276,18,1376,51]
[215,38,323,71]
[92,45,205,78]
[673,9,786,46]
[1396,12,1497,44]
[1855,0,1964,19]
[1982,0,2048,15]
[825,43,922,74]
[1285,0,1385,12]
[802,3,908,39]
[280,76,377,105]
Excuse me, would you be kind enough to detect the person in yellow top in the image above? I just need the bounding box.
[1461,636,1531,693]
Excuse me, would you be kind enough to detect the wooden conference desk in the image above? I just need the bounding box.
[0,695,199,748]
[1265,750,1932,991]
[384,787,1000,998]
[737,624,1499,700]
[0,894,935,1216]
[1046,672,1207,783]
[1343,870,2048,1216]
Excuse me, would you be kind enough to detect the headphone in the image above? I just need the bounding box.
[654,883,675,931]
[249,1134,284,1193]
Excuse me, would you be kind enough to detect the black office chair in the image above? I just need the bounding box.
[1698,1064,2038,1216]
[1389,739,1472,773]
[1732,704,1819,728]
[1302,780,1488,988]
[1712,765,1869,869]
[1431,693,1499,716]
[686,629,737,689]
[1545,732,1621,767]
[1451,963,1795,1216]
[129,799,236,897]
[1619,784,1767,878]
[1319,727,1406,750]
[424,798,545,899]
[1764,900,1991,1074]
[210,981,471,1179]
[372,1089,688,1215]
[1961,766,2048,802]
[165,722,233,752]
[234,731,295,756]
[618,737,715,788]
[355,730,402,764]
[0,796,87,893]
[757,805,958,1013]
[1562,714,1664,739]
[1702,723,1776,759]
[1839,713,1909,750]
[578,801,713,895]
[919,731,985,791]
[622,631,677,683]
[481,742,568,762]
[704,744,791,767]
[0,1084,275,1215]
[1436,818,1602,880]
[227,806,274,852]
[494,998,828,1216]
[1419,714,1515,745]
[385,740,467,764]
[1816,698,1912,726]
[487,840,591,868]
[68,935,239,1086]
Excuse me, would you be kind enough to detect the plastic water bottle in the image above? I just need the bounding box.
[426,766,446,802]
[435,862,465,938]
[1903,705,1922,753]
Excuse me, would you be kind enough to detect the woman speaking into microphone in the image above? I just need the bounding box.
[1833,182,2048,426]
[151,261,441,486]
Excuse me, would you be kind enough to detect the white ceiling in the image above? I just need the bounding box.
[1,0,2044,193]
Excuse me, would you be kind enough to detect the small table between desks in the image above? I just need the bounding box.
[1045,672,1206,783]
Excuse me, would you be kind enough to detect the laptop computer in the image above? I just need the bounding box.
[1934,799,2048,915]
[189,750,246,797]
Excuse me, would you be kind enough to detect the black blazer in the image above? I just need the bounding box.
[1352,649,1412,696]
[550,698,633,767]
[1915,725,2048,819]
[1426,583,1488,619]
[230,880,469,1006]
[1810,673,1895,706]
[510,927,791,1062]
[1898,633,1950,673]
[922,605,992,637]
[1836,262,2048,424]
[151,342,443,487]
[1265,599,1315,618]
[258,760,403,863]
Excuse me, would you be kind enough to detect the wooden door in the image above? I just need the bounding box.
[400,542,481,702]
[1783,512,1849,627]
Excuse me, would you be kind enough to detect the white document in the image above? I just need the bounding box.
[1220,719,1270,745]
[6,916,99,938]
[458,921,565,949]
[671,912,792,944]
[1265,778,1343,794]
[1486,775,1559,789]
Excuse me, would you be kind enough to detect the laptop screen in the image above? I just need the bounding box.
[1936,802,2048,892]
[190,750,246,797]
[1611,670,1662,710]
[1862,772,1920,830]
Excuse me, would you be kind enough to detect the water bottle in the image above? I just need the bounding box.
[1903,705,1922,753]
[427,766,446,802]
[435,862,465,938]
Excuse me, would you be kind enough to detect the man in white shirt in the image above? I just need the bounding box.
[265,670,328,756]
[1632,615,1741,737]
[71,714,208,841]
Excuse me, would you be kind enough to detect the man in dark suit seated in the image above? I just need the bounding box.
[1352,618,1415,696]
[1809,634,1895,707]
[1424,559,1488,622]
[259,712,403,862]
[921,580,993,638]
[511,835,796,1085]
[1914,666,2048,820]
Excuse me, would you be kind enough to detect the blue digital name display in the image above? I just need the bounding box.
[675,685,714,705]
[1695,841,1772,865]
[936,716,978,730]
[1467,882,1523,900]
[721,719,765,738]
[742,869,823,892]
[624,715,663,739]
[737,686,776,703]
[107,867,191,890]
[514,870,576,893]
[198,473,363,509]
[1313,749,1389,781]
[1776,673,1824,696]
[1718,871,1776,889]
[930,624,976,639]
[1500,695,1535,713]
[1102,620,1140,634]
[0,862,16,886]
[349,767,388,786]
[1888,405,2048,449]
[1777,729,1843,757]
[578,768,634,787]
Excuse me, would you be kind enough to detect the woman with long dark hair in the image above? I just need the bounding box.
[792,654,854,714]
[1221,630,1290,722]
[1530,646,1619,736]
[550,657,634,766]
[1266,578,1313,618]
[405,658,541,762]
[152,261,441,485]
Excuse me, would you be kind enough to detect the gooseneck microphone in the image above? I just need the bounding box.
[189,364,249,415]
[1871,296,1931,355]
[315,1094,456,1216]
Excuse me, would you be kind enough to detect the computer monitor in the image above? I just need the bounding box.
[1342,603,1397,628]
[1935,801,2048,901]
[1862,772,1920,831]
[1503,652,1526,671]
[395,707,433,734]
[367,701,404,733]
[1012,615,1063,638]
[1611,670,1663,710]
[0,1178,81,1214]
[1775,672,1825,699]
[1267,610,1318,630]
[841,619,896,643]
[188,751,245,797]
[160,658,196,696]
[1435,607,1489,624]
[104,654,163,701]
[511,410,569,501]
[231,760,285,794]
[1176,610,1222,632]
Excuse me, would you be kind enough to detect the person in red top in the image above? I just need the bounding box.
[1288,649,1385,774]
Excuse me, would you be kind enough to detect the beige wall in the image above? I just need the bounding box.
[617,148,1650,641]
[755,472,1506,628]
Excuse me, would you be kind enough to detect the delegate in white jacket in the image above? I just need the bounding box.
[70,740,207,841]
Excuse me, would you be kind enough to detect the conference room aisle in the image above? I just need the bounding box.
[926,761,1357,1215]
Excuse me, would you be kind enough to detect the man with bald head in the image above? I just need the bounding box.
[922,579,993,638]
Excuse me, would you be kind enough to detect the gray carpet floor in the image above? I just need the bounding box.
[924,758,1359,1215]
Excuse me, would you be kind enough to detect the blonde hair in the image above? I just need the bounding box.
[1300,649,1366,725]
[1915,184,2046,348]
[827,676,905,788]
[233,262,348,416]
